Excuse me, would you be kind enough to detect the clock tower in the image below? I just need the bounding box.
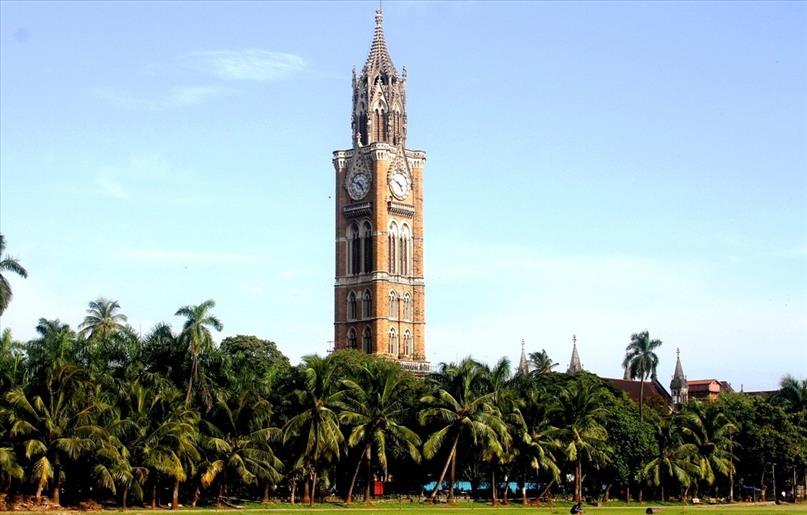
[332,10,429,374]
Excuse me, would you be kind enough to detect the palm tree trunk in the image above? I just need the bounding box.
[191,485,200,508]
[290,479,296,505]
[171,478,180,510]
[151,481,158,509]
[309,470,317,507]
[430,432,460,501]
[503,476,510,504]
[536,478,555,505]
[216,482,224,507]
[491,469,497,506]
[448,449,457,503]
[185,356,196,407]
[661,484,665,502]
[575,460,582,503]
[261,482,271,503]
[51,456,61,505]
[302,475,310,505]
[122,484,129,509]
[35,478,45,501]
[364,446,372,504]
[345,444,370,504]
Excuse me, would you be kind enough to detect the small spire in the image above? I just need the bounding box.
[567,334,582,375]
[518,339,529,376]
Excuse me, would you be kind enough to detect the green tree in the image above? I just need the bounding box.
[680,400,737,496]
[642,416,698,501]
[419,358,506,503]
[0,234,28,316]
[5,363,107,504]
[78,298,129,341]
[558,378,611,503]
[528,350,557,375]
[282,355,344,507]
[776,375,807,415]
[339,359,421,503]
[175,300,223,407]
[622,330,662,419]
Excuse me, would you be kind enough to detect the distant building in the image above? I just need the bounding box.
[518,339,529,376]
[607,377,673,411]
[687,379,734,401]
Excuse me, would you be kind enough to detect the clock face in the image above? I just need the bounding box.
[348,172,370,200]
[388,169,411,199]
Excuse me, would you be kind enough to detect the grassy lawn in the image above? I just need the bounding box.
[29,501,800,515]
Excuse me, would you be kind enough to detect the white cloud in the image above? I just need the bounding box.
[87,85,230,110]
[95,174,129,200]
[126,249,262,265]
[188,49,306,81]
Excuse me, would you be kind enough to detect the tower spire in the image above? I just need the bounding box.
[518,339,529,376]
[352,9,407,147]
[670,347,688,407]
[567,334,582,374]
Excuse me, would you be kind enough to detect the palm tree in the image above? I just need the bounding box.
[623,330,662,419]
[642,416,699,501]
[5,363,107,504]
[478,358,515,505]
[79,298,128,341]
[528,350,557,375]
[282,355,344,507]
[0,234,28,316]
[339,360,421,503]
[175,300,222,407]
[776,375,807,415]
[419,358,507,503]
[680,401,737,496]
[519,386,561,503]
[558,379,611,503]
[198,387,283,506]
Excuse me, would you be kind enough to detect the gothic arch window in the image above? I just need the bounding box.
[388,290,398,319]
[348,223,360,275]
[403,293,411,320]
[374,108,387,142]
[388,328,398,356]
[403,329,412,356]
[388,221,398,274]
[347,328,357,349]
[362,327,372,353]
[362,290,372,319]
[400,223,411,276]
[347,291,357,321]
[361,221,373,273]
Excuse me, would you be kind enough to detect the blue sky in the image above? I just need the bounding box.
[1,1,805,391]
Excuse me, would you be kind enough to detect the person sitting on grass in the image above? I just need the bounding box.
[570,501,583,514]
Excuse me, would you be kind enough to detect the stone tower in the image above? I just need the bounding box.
[670,348,688,407]
[332,10,429,374]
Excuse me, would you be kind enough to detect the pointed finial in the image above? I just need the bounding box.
[572,334,577,344]
[676,347,680,358]
[375,8,383,26]
[521,338,525,351]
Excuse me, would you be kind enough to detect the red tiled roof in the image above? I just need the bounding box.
[607,378,671,406]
